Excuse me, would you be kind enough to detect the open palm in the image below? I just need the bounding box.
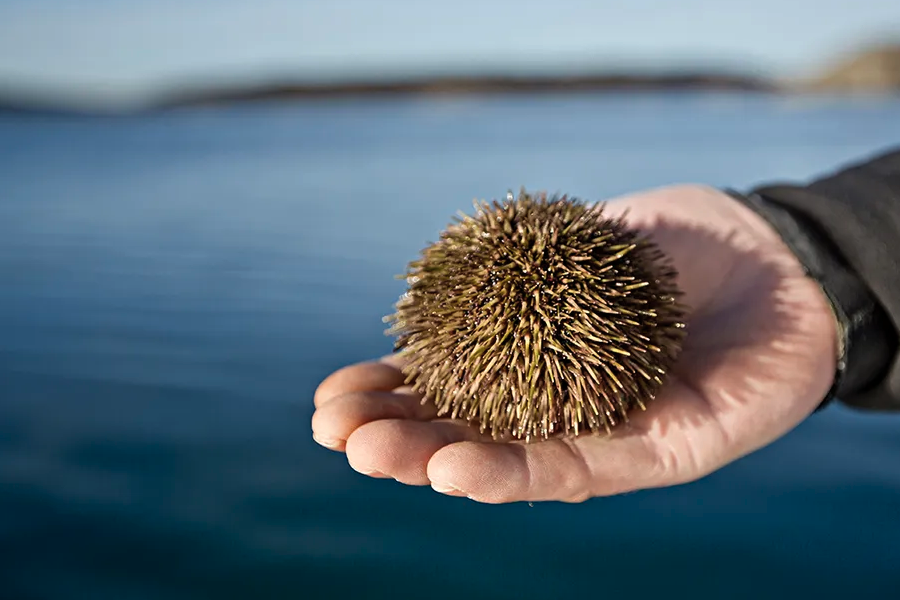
[311,185,838,503]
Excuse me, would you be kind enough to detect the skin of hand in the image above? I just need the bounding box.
[311,184,839,504]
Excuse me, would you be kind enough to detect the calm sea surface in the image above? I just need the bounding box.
[2,93,900,599]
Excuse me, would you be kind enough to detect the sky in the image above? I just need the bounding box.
[1,0,899,101]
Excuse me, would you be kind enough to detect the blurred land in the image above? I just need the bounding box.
[799,44,900,93]
[153,72,776,107]
[2,43,899,115]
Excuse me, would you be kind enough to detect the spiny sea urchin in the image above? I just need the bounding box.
[384,190,687,442]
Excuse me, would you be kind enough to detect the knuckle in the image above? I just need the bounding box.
[650,438,698,485]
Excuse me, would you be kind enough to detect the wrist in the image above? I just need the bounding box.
[723,188,895,409]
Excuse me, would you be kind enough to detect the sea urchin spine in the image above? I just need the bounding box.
[384,190,687,442]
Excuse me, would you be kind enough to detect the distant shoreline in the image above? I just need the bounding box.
[0,72,779,116]
[151,72,778,109]
[2,44,898,116]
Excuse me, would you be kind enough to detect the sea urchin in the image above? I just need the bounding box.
[384,190,687,442]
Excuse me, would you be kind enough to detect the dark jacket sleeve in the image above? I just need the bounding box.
[728,146,900,411]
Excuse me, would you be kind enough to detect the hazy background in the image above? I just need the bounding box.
[2,0,900,103]
[1,2,900,600]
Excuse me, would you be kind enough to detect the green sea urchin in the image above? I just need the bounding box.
[384,190,687,442]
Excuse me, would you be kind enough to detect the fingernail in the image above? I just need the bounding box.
[312,434,342,449]
[360,469,387,477]
[431,482,466,497]
[349,464,387,477]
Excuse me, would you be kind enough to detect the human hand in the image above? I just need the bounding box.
[311,185,838,503]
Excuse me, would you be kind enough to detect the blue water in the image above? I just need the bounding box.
[2,94,900,599]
